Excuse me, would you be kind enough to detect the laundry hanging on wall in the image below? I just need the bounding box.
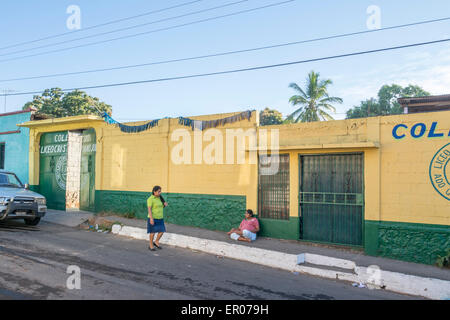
[178,110,253,131]
[101,112,160,133]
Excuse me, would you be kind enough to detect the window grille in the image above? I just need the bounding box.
[258,154,290,220]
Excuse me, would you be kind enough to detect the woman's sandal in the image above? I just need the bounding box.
[148,246,156,251]
[153,242,162,249]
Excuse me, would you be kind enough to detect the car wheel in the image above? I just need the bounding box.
[24,218,41,226]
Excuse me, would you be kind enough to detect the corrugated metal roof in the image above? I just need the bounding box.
[398,94,450,105]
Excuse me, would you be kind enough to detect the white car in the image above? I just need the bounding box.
[0,171,47,226]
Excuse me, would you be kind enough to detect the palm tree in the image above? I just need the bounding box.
[287,71,343,122]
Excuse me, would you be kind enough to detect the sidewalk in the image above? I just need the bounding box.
[43,209,450,300]
[44,209,94,227]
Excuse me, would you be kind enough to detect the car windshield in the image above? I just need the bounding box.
[0,173,23,188]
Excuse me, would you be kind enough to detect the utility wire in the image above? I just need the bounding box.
[0,0,295,64]
[0,0,251,57]
[115,112,351,120]
[0,0,205,51]
[3,37,450,97]
[1,15,449,83]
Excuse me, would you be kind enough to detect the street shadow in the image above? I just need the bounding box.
[0,220,40,232]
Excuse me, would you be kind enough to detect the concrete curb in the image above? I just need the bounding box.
[111,225,450,300]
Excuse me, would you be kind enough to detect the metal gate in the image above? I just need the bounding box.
[80,129,96,211]
[39,131,68,210]
[299,153,364,246]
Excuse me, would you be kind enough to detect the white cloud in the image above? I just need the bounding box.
[338,46,450,110]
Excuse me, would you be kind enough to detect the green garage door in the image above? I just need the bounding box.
[299,153,364,246]
[80,129,96,211]
[39,131,68,210]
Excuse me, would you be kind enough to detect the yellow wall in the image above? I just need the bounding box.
[22,112,259,210]
[259,118,380,219]
[378,112,450,225]
[98,112,259,210]
[260,112,449,226]
[21,110,450,226]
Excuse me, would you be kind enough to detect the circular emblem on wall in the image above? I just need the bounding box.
[55,155,67,190]
[429,143,450,201]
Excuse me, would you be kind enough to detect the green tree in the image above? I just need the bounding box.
[287,71,342,122]
[346,84,430,119]
[346,98,381,119]
[259,108,283,126]
[23,88,112,118]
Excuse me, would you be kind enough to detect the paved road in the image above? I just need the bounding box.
[0,220,419,300]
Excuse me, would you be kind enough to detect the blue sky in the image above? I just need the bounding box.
[1,0,449,121]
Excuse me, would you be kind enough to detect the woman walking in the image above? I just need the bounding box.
[147,185,168,251]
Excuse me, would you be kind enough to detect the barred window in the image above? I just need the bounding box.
[258,154,290,220]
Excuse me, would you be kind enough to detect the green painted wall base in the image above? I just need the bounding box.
[95,190,149,219]
[365,220,450,265]
[95,190,246,232]
[95,190,302,238]
[164,193,246,232]
[258,217,300,240]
